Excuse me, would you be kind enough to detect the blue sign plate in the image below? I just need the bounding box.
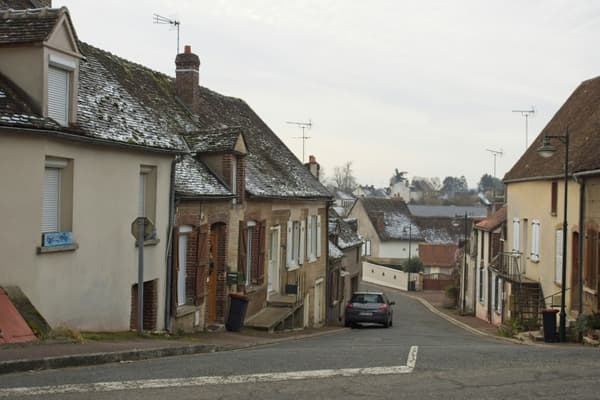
[42,231,73,247]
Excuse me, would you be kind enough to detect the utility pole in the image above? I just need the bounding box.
[287,120,312,162]
[512,107,535,150]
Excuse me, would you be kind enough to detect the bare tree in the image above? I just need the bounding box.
[333,161,358,193]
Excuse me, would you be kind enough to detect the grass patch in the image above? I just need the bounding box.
[48,325,84,343]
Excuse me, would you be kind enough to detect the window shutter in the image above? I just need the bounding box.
[238,221,247,277]
[48,66,69,126]
[367,240,371,256]
[491,274,496,312]
[531,220,540,261]
[195,225,209,305]
[286,221,293,268]
[307,216,313,260]
[257,220,266,284]
[299,220,306,265]
[556,230,563,284]
[361,242,366,256]
[512,218,520,252]
[316,215,322,258]
[42,167,60,233]
[171,227,180,314]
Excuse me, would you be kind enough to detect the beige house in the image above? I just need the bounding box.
[502,74,600,331]
[0,7,187,331]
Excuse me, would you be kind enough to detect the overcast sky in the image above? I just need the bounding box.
[58,0,600,189]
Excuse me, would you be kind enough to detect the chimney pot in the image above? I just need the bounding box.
[184,45,191,54]
[309,155,316,163]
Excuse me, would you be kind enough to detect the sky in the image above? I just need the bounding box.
[57,0,600,189]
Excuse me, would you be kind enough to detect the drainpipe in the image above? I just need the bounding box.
[165,156,183,332]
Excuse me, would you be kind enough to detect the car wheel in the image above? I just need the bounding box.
[389,318,393,327]
[383,318,390,328]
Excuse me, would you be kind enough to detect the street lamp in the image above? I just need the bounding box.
[537,126,569,342]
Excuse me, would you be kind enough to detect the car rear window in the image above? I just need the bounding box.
[351,294,384,303]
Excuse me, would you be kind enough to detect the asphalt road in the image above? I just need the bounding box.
[1,285,599,399]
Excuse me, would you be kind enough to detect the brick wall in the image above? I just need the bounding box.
[130,279,158,331]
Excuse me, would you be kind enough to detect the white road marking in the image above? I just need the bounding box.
[0,346,418,397]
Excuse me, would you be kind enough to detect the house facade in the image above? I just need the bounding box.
[0,7,187,331]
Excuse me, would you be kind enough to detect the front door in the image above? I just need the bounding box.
[268,226,281,298]
[207,230,217,322]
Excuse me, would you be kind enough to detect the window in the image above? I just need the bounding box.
[362,239,372,256]
[238,220,265,285]
[286,220,305,269]
[42,157,73,235]
[522,218,528,258]
[306,215,322,261]
[531,220,541,262]
[512,218,520,253]
[48,66,70,126]
[584,230,598,289]
[555,230,563,285]
[551,181,558,216]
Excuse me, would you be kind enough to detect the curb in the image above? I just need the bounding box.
[0,327,347,375]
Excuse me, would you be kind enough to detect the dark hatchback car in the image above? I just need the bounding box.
[344,291,395,328]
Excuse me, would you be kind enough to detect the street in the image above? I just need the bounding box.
[1,286,599,399]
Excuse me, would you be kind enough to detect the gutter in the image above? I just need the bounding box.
[573,169,600,178]
[0,125,186,155]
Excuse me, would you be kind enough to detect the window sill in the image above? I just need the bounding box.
[135,238,160,247]
[175,304,197,317]
[37,243,79,254]
[583,286,597,295]
[287,265,300,272]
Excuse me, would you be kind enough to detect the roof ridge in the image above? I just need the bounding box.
[1,6,64,18]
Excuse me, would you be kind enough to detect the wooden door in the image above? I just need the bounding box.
[207,231,217,322]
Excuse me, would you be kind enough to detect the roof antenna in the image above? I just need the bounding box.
[287,120,312,162]
[485,148,503,207]
[512,107,535,150]
[153,13,181,54]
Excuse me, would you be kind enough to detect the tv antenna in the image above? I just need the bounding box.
[486,148,503,178]
[512,107,535,150]
[287,120,312,162]
[153,13,181,54]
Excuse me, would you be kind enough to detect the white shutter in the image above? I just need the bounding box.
[316,215,322,258]
[556,230,563,284]
[512,218,520,252]
[366,240,371,256]
[299,220,306,265]
[42,167,60,233]
[531,220,540,261]
[306,216,313,260]
[361,242,366,256]
[286,221,293,268]
[48,67,69,126]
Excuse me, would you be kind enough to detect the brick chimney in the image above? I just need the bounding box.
[175,45,200,114]
[304,155,320,180]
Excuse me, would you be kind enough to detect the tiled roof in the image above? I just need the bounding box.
[186,127,243,154]
[418,243,458,267]
[360,197,423,241]
[408,205,487,218]
[0,72,60,129]
[475,206,506,232]
[0,1,38,9]
[175,155,233,198]
[414,216,472,245]
[504,76,600,182]
[330,211,362,250]
[0,7,75,47]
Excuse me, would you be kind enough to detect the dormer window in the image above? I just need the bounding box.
[47,54,76,127]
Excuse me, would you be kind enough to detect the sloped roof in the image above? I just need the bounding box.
[329,240,344,260]
[408,205,487,218]
[0,0,38,9]
[504,76,600,182]
[414,216,471,245]
[186,127,245,154]
[360,197,423,241]
[332,213,362,250]
[418,243,458,268]
[175,155,233,199]
[0,7,80,53]
[475,206,506,232]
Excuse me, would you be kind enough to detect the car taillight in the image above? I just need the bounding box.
[378,304,387,311]
[346,303,353,309]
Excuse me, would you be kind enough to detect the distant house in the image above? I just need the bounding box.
[0,6,187,331]
[419,243,458,275]
[353,185,388,199]
[389,170,410,201]
[348,198,423,261]
[327,209,362,323]
[409,178,435,203]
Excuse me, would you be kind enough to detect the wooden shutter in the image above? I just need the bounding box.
[316,215,322,258]
[42,167,60,233]
[48,66,69,126]
[286,221,293,268]
[238,221,247,279]
[257,220,266,284]
[171,227,180,314]
[556,230,563,284]
[195,224,209,305]
[299,220,306,265]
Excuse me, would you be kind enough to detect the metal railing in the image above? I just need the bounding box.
[543,287,570,309]
[488,252,523,282]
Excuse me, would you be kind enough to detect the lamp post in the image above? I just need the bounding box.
[537,126,569,342]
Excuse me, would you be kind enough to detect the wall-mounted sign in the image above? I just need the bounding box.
[42,231,73,247]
